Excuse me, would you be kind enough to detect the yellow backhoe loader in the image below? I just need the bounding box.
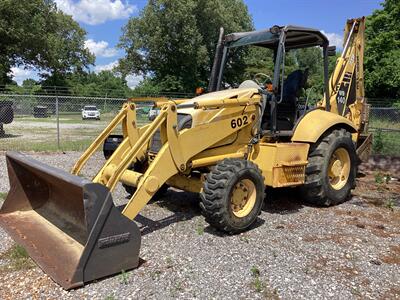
[0,17,371,289]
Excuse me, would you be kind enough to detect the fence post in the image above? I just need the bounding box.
[56,96,60,150]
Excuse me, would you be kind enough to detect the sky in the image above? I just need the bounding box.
[11,0,383,87]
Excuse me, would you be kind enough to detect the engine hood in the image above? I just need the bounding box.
[176,87,260,127]
[192,88,258,103]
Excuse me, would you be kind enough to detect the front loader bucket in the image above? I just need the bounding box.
[0,152,141,289]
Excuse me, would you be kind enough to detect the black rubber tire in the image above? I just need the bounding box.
[200,158,265,234]
[301,128,357,206]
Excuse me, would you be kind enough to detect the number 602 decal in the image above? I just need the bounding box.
[231,116,248,128]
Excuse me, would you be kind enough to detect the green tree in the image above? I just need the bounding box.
[0,0,94,85]
[66,71,130,97]
[365,0,400,99]
[130,78,162,96]
[118,0,253,92]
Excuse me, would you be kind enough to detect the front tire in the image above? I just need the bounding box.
[200,158,265,234]
[301,128,357,206]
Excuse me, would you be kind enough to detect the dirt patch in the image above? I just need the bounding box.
[380,245,400,265]
[344,217,394,238]
[302,233,349,244]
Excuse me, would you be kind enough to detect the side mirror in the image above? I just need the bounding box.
[327,45,336,56]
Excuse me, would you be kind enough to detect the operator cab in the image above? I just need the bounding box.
[208,25,336,136]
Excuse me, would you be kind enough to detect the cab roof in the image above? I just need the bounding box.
[225,25,329,49]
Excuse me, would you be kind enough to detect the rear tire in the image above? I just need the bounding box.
[301,128,357,206]
[200,158,265,234]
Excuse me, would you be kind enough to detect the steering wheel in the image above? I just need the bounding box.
[253,73,272,86]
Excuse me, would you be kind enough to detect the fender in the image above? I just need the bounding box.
[291,109,357,143]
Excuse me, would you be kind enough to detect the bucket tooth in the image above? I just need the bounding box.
[0,152,141,289]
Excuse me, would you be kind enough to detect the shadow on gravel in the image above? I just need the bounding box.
[203,217,266,237]
[132,187,307,236]
[0,133,21,139]
[134,189,201,236]
[262,187,305,214]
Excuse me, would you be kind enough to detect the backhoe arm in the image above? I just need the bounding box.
[323,17,367,132]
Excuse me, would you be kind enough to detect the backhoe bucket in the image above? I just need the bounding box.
[0,152,141,289]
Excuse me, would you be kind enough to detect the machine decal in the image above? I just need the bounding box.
[336,71,353,115]
[231,115,249,128]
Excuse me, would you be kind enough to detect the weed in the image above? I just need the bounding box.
[254,277,263,292]
[165,256,173,268]
[373,129,384,153]
[386,199,395,211]
[374,172,391,185]
[250,266,263,292]
[151,270,162,280]
[196,225,204,235]
[175,281,184,292]
[250,266,260,277]
[0,192,7,200]
[104,295,115,300]
[239,235,250,243]
[119,270,130,285]
[374,172,384,184]
[384,173,392,184]
[351,287,362,296]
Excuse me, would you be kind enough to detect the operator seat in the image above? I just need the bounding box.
[280,69,308,125]
[261,69,308,131]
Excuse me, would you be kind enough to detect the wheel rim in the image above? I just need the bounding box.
[328,147,350,190]
[231,179,257,218]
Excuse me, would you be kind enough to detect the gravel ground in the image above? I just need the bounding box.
[0,151,399,300]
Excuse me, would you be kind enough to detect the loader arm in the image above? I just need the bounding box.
[72,93,260,221]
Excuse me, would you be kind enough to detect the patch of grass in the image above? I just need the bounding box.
[119,269,130,285]
[0,244,35,272]
[0,192,7,200]
[371,129,400,155]
[104,295,115,300]
[1,138,95,152]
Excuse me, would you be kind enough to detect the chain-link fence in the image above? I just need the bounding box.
[0,94,154,151]
[0,94,399,155]
[369,106,400,156]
